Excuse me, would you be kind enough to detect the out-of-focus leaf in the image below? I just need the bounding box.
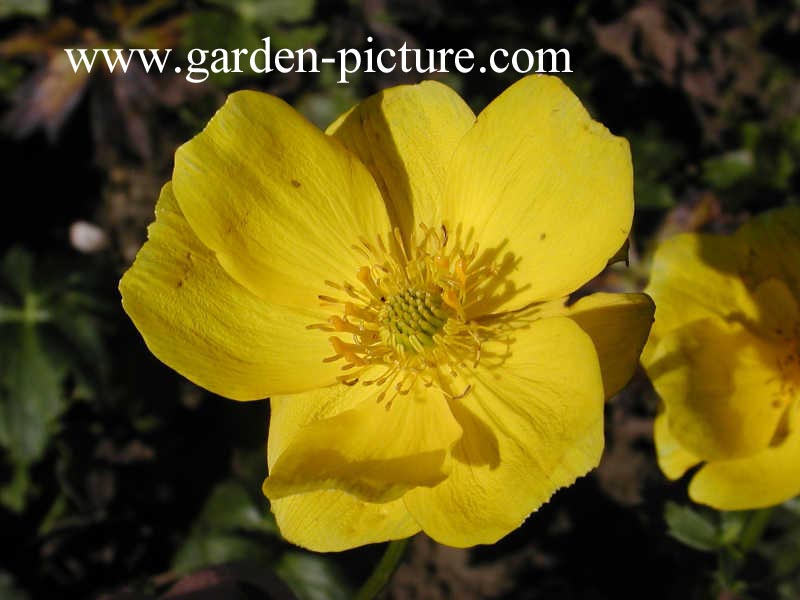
[3,51,90,140]
[0,323,66,466]
[172,532,273,575]
[0,464,30,511]
[198,481,278,534]
[665,501,720,552]
[0,0,50,20]
[635,179,675,209]
[180,10,261,87]
[2,246,34,297]
[171,480,278,574]
[719,511,746,546]
[0,60,24,95]
[628,127,682,209]
[211,0,316,25]
[0,248,108,511]
[270,24,327,50]
[275,552,352,600]
[0,571,31,600]
[703,149,754,190]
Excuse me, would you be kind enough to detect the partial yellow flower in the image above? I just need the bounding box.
[642,207,800,510]
[119,76,654,550]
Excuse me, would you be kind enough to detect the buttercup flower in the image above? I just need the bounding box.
[120,75,654,550]
[643,207,800,510]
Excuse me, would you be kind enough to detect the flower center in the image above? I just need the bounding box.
[379,287,448,353]
[310,224,500,404]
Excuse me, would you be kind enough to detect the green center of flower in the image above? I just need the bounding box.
[379,287,448,353]
[309,224,501,403]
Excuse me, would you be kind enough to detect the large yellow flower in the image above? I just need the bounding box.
[120,76,654,550]
[643,207,800,510]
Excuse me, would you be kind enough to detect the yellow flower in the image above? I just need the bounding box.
[119,75,654,550]
[642,207,800,510]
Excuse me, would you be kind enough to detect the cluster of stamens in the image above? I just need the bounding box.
[308,224,500,406]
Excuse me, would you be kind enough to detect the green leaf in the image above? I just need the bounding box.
[196,481,278,534]
[275,552,352,600]
[0,571,31,600]
[665,501,720,552]
[2,247,34,297]
[703,149,754,190]
[0,0,50,20]
[719,511,746,546]
[0,463,31,512]
[210,0,316,25]
[171,480,278,574]
[172,532,273,575]
[634,179,676,209]
[0,247,109,511]
[0,324,66,467]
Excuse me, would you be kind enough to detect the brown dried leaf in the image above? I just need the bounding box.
[3,50,90,140]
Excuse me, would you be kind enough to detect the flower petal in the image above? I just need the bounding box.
[268,491,419,552]
[120,183,341,399]
[644,232,757,349]
[403,316,604,547]
[736,206,800,298]
[689,429,800,510]
[172,91,392,309]
[653,410,700,480]
[645,317,788,461]
[441,75,633,313]
[263,378,462,503]
[328,81,475,244]
[562,293,654,399]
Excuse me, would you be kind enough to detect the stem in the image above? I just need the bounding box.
[738,507,773,552]
[716,507,775,594]
[354,538,411,600]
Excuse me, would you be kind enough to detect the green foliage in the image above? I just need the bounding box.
[181,0,323,87]
[0,571,30,600]
[628,127,684,210]
[171,480,278,574]
[703,118,800,208]
[0,0,50,20]
[209,0,316,25]
[276,552,353,600]
[172,478,352,600]
[664,502,720,552]
[0,248,107,511]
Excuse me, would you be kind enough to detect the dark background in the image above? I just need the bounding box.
[1,1,799,598]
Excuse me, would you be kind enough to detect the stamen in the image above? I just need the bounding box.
[313,223,506,404]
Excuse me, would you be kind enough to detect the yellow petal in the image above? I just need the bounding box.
[263,378,462,503]
[268,490,419,552]
[441,75,633,313]
[119,183,340,399]
[172,90,391,309]
[403,316,604,547]
[750,277,800,343]
[644,232,757,348]
[689,429,800,510]
[736,205,800,298]
[645,317,788,461]
[561,293,655,399]
[653,409,700,480]
[328,81,475,244]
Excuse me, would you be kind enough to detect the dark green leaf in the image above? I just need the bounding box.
[275,552,352,600]
[665,501,720,552]
[0,571,31,600]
